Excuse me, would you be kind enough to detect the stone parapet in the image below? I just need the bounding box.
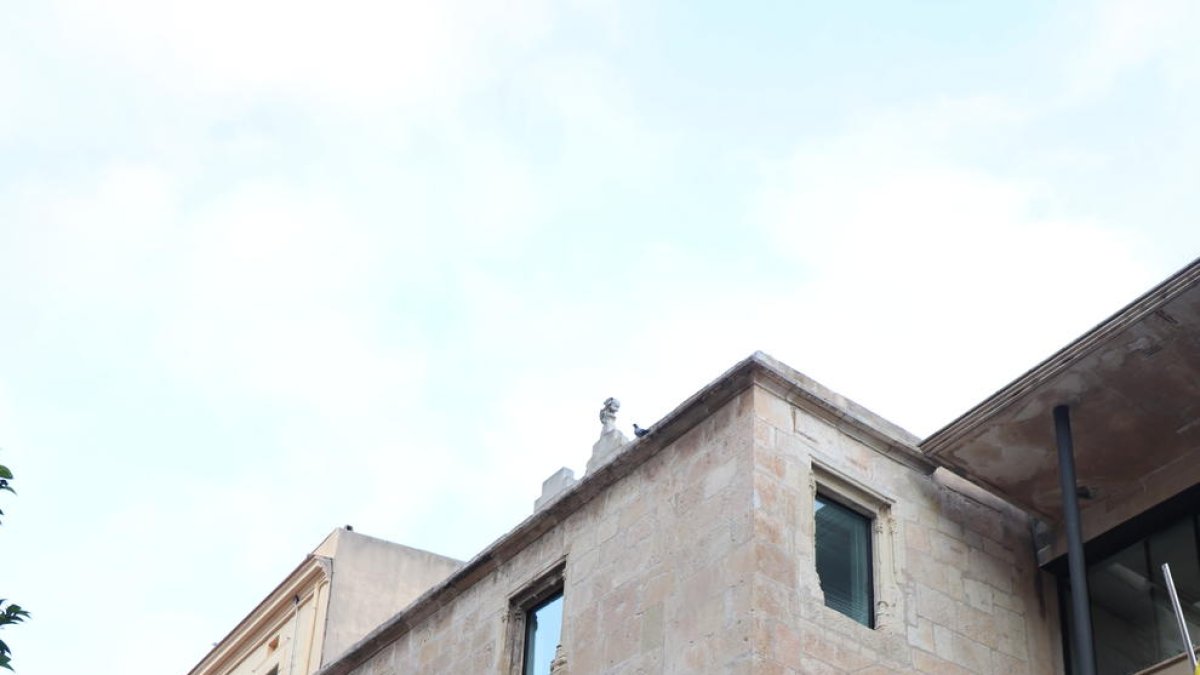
[534,467,577,512]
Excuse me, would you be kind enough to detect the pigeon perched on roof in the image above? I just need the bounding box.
[633,423,650,438]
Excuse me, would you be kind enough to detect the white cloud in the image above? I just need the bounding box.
[155,182,430,419]
[444,140,547,248]
[0,164,178,310]
[751,101,1157,433]
[1066,0,1200,98]
[51,0,554,107]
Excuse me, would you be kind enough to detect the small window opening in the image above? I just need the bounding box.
[522,591,564,675]
[815,493,874,627]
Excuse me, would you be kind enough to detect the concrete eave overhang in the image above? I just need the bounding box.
[317,351,926,675]
[921,257,1200,523]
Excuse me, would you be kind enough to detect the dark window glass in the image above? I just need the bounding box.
[1089,538,1158,672]
[1068,512,1200,675]
[523,592,563,675]
[815,495,873,627]
[1147,516,1200,660]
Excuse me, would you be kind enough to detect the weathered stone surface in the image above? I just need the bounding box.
[586,397,631,474]
[534,467,576,512]
[585,429,628,474]
[324,356,1062,675]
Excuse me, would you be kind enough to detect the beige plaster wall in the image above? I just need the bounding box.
[206,570,331,675]
[194,530,459,675]
[322,532,463,667]
[751,383,1063,674]
[349,389,758,675]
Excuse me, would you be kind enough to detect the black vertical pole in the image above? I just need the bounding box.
[1055,404,1096,675]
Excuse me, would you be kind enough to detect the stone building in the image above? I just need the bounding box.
[212,259,1199,675]
[313,348,1061,674]
[189,527,461,675]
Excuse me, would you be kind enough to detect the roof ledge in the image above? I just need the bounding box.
[317,351,930,675]
[922,257,1200,459]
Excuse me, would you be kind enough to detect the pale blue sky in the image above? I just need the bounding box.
[1,1,1198,673]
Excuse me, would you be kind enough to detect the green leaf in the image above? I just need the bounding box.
[0,464,11,479]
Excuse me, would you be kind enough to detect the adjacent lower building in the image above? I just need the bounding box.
[189,527,461,675]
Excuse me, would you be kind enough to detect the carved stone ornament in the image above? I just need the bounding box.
[599,397,620,434]
[549,643,567,675]
[587,397,630,475]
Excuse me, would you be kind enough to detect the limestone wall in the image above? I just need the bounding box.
[347,389,757,674]
[335,359,1065,675]
[751,382,1064,674]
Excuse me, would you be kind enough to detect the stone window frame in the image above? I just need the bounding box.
[505,558,567,675]
[808,459,900,633]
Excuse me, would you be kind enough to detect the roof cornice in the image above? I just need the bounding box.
[188,555,332,675]
[317,351,925,675]
[748,352,932,474]
[921,256,1200,458]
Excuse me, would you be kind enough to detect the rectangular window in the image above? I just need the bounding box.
[522,591,564,675]
[1062,510,1200,674]
[815,494,874,627]
[508,561,566,675]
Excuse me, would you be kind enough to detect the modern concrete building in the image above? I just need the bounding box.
[923,260,1200,675]
[211,259,1198,675]
[189,528,461,675]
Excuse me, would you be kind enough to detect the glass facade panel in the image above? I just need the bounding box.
[1090,539,1158,672]
[1148,518,1200,660]
[523,592,563,675]
[815,495,873,627]
[1070,512,1200,675]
